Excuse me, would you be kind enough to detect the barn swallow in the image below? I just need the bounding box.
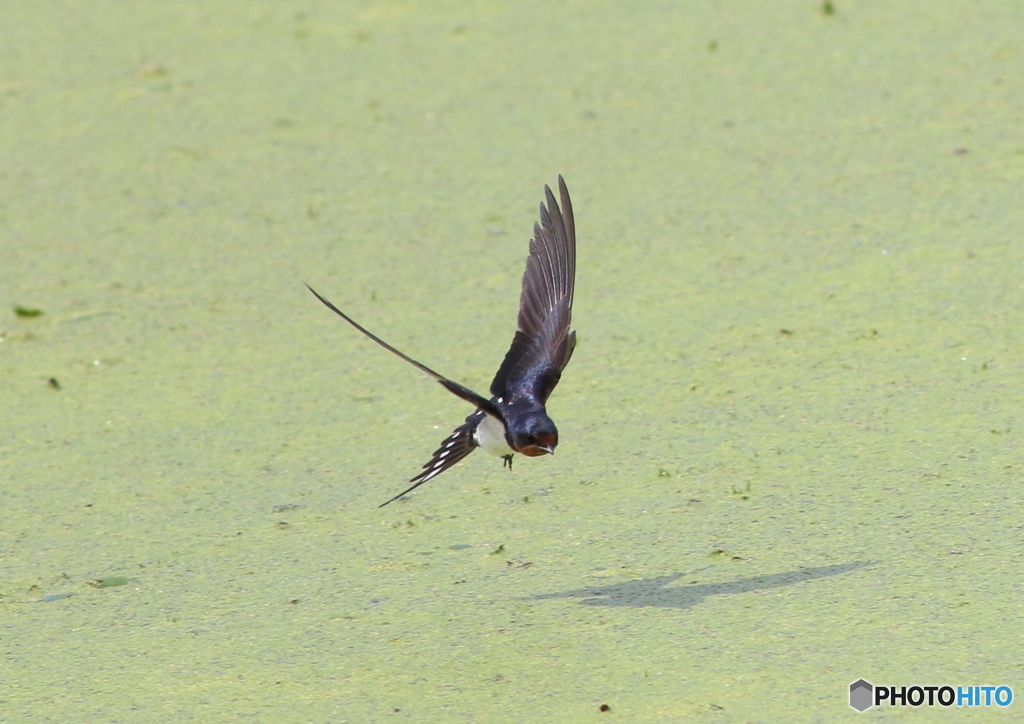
[306,175,576,507]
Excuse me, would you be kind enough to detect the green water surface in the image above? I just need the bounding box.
[3,1,1023,722]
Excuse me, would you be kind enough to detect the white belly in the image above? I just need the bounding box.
[474,413,514,457]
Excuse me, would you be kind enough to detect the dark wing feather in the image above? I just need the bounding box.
[378,409,484,507]
[305,283,505,422]
[490,176,576,403]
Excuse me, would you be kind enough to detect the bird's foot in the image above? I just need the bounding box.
[502,454,514,469]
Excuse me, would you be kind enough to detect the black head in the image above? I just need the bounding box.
[511,413,559,457]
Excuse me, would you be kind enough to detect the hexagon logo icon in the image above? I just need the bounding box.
[849,679,873,712]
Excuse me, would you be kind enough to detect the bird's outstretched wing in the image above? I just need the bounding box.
[490,175,576,403]
[305,283,504,422]
[378,409,484,507]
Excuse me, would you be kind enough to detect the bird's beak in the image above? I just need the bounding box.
[520,444,555,457]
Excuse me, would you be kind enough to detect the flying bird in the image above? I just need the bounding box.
[307,176,576,506]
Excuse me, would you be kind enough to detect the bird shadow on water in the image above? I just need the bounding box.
[524,560,878,609]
